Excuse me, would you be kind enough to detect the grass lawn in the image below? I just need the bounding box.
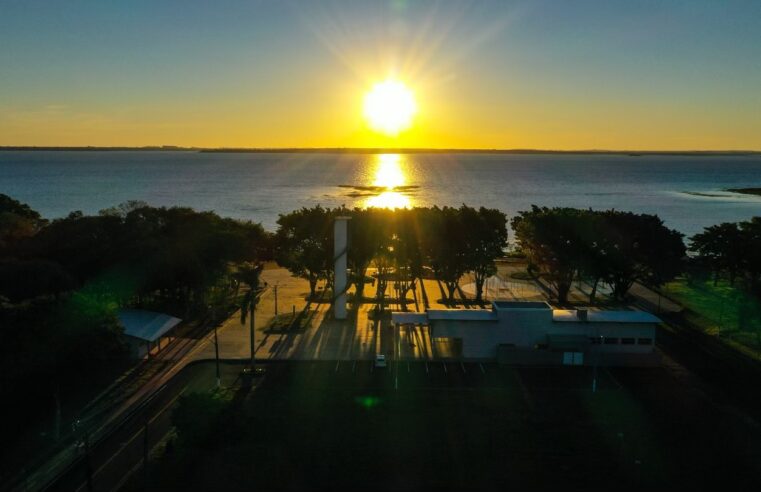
[662,277,761,356]
[143,361,761,491]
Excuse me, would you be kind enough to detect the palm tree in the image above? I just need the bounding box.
[208,275,238,387]
[235,263,266,372]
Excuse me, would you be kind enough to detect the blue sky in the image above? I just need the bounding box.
[1,0,760,148]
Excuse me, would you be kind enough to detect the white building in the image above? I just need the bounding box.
[391,301,659,366]
[118,309,182,358]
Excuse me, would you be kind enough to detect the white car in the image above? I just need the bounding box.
[374,354,387,368]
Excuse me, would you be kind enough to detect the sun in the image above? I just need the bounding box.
[363,80,417,136]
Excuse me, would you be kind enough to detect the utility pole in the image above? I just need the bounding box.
[592,332,603,393]
[83,430,94,492]
[209,303,221,388]
[214,322,221,388]
[274,283,278,317]
[143,419,149,490]
[250,302,256,373]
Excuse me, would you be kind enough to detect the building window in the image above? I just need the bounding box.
[604,337,618,344]
[621,338,635,345]
[638,338,653,345]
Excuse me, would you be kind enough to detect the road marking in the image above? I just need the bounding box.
[479,363,486,374]
[407,362,410,373]
[334,360,340,373]
[460,362,467,374]
[443,362,448,374]
[425,361,429,374]
[604,367,624,390]
[352,360,356,373]
[514,371,536,411]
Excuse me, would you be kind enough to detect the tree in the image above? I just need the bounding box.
[427,207,470,303]
[511,206,588,304]
[738,217,761,293]
[690,222,744,285]
[600,211,685,300]
[0,259,75,302]
[574,212,616,304]
[235,262,266,371]
[344,207,383,301]
[0,194,48,258]
[689,217,761,295]
[460,206,508,303]
[275,206,333,299]
[392,208,425,310]
[172,391,228,450]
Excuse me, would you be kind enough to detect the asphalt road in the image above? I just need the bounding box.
[43,362,248,492]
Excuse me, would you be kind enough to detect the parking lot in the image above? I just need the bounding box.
[140,358,761,491]
[264,359,624,394]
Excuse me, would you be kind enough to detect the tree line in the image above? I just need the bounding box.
[273,204,688,307]
[274,205,508,307]
[0,194,270,447]
[690,217,761,294]
[512,206,686,304]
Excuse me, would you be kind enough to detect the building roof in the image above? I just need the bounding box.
[391,312,429,325]
[392,309,497,324]
[493,301,551,310]
[118,309,182,342]
[427,309,497,321]
[552,309,661,324]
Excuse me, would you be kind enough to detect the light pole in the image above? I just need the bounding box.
[72,419,93,492]
[214,323,221,389]
[592,329,603,393]
[209,303,221,388]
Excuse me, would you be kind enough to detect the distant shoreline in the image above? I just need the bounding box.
[1,146,760,156]
[727,188,761,196]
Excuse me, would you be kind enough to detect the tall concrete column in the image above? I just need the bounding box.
[334,216,351,320]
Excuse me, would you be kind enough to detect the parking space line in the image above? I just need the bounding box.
[334,360,340,373]
[604,367,624,390]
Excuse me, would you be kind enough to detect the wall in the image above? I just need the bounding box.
[430,308,657,362]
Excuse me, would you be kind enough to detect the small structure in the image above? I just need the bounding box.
[118,309,182,358]
[392,301,659,366]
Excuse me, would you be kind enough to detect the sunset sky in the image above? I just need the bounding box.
[1,0,760,150]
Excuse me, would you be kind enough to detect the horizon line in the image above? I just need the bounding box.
[1,146,761,155]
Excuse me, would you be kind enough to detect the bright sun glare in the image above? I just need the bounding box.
[365,154,411,209]
[363,80,417,136]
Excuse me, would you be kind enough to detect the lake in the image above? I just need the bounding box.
[1,151,760,236]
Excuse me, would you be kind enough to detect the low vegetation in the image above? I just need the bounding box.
[662,278,761,355]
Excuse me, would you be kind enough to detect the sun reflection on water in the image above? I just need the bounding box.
[364,154,413,209]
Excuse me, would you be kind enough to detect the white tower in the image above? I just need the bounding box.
[333,216,350,319]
